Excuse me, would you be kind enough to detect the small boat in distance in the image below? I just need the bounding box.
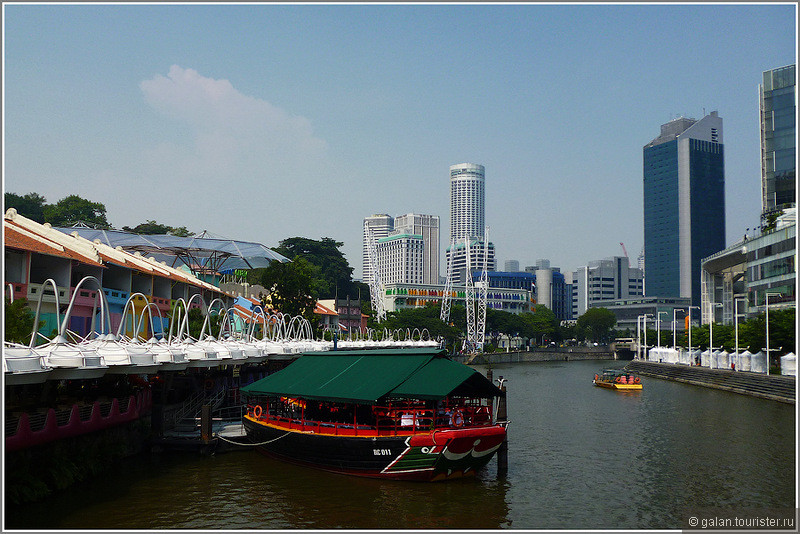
[241,348,508,482]
[593,369,642,390]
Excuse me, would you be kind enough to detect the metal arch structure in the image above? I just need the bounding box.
[464,238,476,353]
[475,228,490,352]
[463,229,490,353]
[365,226,387,323]
[54,227,291,278]
[440,237,455,323]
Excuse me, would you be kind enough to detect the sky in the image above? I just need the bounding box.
[3,3,797,280]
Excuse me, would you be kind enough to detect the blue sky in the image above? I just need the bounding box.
[3,3,796,279]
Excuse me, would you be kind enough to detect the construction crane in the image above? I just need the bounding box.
[365,227,386,323]
[620,242,630,267]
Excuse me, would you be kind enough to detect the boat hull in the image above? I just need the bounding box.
[242,416,506,481]
[593,380,642,390]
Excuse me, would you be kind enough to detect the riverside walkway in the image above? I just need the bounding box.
[625,360,796,404]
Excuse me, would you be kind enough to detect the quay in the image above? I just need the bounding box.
[452,346,618,365]
[625,360,796,404]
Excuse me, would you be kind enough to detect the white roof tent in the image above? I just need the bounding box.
[56,227,290,276]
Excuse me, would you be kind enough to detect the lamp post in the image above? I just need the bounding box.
[709,301,723,355]
[765,292,781,375]
[734,297,748,358]
[639,313,653,360]
[656,311,669,348]
[672,308,685,350]
[687,306,700,358]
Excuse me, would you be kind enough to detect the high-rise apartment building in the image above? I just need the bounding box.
[643,111,726,306]
[447,163,494,283]
[760,64,796,220]
[376,233,425,285]
[394,213,440,285]
[363,214,393,285]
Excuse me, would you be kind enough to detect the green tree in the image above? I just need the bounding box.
[380,304,463,353]
[576,307,617,343]
[43,195,110,229]
[522,305,560,344]
[4,297,42,344]
[122,220,193,236]
[4,192,48,223]
[274,237,355,299]
[251,257,317,322]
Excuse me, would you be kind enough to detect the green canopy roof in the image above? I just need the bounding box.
[241,348,502,404]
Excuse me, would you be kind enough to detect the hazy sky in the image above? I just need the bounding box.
[3,3,796,279]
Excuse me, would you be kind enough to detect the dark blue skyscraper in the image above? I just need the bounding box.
[643,112,726,306]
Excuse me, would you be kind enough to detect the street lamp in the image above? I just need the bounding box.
[734,297,748,359]
[687,305,700,359]
[765,292,782,375]
[709,301,723,356]
[638,314,653,360]
[672,308,685,350]
[656,311,669,348]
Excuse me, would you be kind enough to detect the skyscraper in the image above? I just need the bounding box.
[447,163,494,283]
[394,213,440,284]
[643,111,726,306]
[363,214,393,285]
[759,64,796,220]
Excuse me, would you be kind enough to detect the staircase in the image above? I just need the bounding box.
[625,361,795,404]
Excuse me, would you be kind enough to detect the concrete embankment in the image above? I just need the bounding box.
[625,360,796,404]
[452,347,616,365]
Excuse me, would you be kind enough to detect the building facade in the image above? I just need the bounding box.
[447,163,494,285]
[376,233,425,285]
[394,213,440,285]
[571,256,644,318]
[362,214,393,286]
[382,282,532,315]
[760,64,796,220]
[643,111,726,306]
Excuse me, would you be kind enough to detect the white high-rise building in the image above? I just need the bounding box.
[377,233,425,285]
[447,163,494,283]
[449,163,485,240]
[363,214,393,285]
[394,213,440,284]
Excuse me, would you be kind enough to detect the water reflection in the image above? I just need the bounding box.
[5,360,794,530]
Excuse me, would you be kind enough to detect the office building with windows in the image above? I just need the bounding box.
[447,163,494,284]
[363,214,393,285]
[571,256,644,318]
[760,64,796,220]
[643,111,726,306]
[394,213,440,285]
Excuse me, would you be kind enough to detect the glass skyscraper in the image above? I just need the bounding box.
[643,112,726,306]
[760,64,796,219]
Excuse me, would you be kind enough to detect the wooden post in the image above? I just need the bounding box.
[201,404,212,444]
[486,367,493,383]
[496,376,508,475]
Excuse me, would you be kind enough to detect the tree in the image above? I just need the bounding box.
[380,304,464,353]
[274,237,355,299]
[122,220,193,236]
[4,192,48,223]
[576,307,617,343]
[522,305,560,344]
[4,297,41,344]
[251,257,317,322]
[43,195,110,229]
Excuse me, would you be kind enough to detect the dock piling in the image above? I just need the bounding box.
[496,376,508,475]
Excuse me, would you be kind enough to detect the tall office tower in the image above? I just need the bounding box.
[643,111,726,306]
[394,213,440,284]
[363,214,393,285]
[449,163,485,240]
[447,163,494,283]
[504,260,520,272]
[760,64,796,220]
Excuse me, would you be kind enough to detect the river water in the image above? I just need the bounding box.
[5,360,796,530]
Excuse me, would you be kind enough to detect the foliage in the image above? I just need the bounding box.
[4,297,42,344]
[4,192,48,223]
[576,307,617,343]
[521,305,561,343]
[122,220,193,237]
[42,195,110,229]
[182,307,222,339]
[249,257,318,323]
[380,304,464,353]
[274,237,357,299]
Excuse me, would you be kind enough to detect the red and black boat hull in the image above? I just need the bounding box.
[242,416,506,481]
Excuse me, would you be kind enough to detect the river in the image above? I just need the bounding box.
[5,360,796,530]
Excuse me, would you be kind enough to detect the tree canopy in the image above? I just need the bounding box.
[4,192,47,223]
[575,307,617,342]
[122,220,192,236]
[274,237,359,299]
[249,257,318,323]
[42,194,111,229]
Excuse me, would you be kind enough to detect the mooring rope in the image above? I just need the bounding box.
[215,430,291,447]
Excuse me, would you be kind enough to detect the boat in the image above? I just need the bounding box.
[241,348,508,481]
[593,369,642,390]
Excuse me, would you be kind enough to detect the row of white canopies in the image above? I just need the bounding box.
[645,347,797,376]
[3,276,440,385]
